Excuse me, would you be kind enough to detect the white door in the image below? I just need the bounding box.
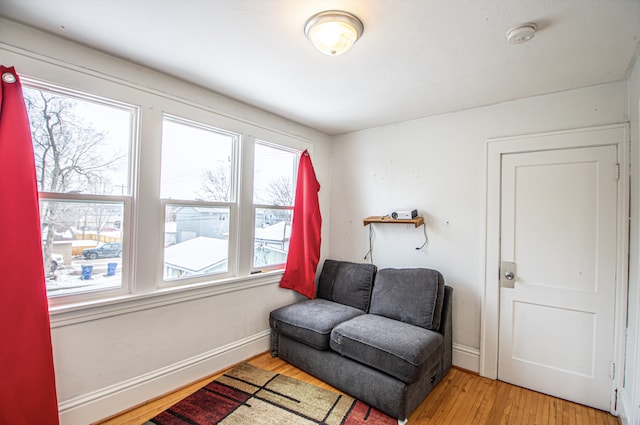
[498,144,618,410]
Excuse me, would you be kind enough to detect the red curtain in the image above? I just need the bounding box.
[279,150,321,298]
[0,66,59,424]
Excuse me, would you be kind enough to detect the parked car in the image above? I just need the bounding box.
[82,242,122,260]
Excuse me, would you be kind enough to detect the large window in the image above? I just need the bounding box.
[23,83,135,297]
[253,142,298,270]
[160,116,237,282]
[20,74,311,305]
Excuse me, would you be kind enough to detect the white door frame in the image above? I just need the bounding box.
[480,123,629,413]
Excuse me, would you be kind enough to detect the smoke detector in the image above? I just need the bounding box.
[506,23,537,44]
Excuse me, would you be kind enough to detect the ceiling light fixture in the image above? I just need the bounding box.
[506,23,537,45]
[305,10,364,56]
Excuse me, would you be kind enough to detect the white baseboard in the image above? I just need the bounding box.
[452,343,480,373]
[58,330,270,425]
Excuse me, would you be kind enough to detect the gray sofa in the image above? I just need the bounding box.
[269,259,453,422]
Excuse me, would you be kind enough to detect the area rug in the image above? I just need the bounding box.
[145,362,397,424]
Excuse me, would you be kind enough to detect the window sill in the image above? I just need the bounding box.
[49,270,284,328]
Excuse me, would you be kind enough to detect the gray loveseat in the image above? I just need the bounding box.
[269,259,453,422]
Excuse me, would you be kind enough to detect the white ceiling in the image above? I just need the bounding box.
[1,1,639,135]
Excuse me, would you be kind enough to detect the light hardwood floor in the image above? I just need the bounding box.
[95,352,620,425]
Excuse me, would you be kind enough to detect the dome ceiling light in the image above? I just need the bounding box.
[506,23,537,45]
[305,10,364,56]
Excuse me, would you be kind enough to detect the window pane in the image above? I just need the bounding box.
[41,200,124,296]
[164,205,230,280]
[254,208,292,268]
[161,118,234,201]
[253,143,297,206]
[23,86,133,196]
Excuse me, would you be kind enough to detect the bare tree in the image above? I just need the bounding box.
[199,165,231,202]
[24,88,122,274]
[265,176,293,206]
[198,163,292,207]
[25,90,121,193]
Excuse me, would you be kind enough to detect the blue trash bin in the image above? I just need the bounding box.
[81,265,93,280]
[107,262,117,276]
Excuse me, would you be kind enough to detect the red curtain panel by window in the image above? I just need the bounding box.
[0,66,59,424]
[279,150,321,299]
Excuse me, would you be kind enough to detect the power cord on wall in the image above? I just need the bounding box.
[363,223,375,264]
[416,223,429,250]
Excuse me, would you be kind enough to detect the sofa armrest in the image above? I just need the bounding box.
[440,286,453,375]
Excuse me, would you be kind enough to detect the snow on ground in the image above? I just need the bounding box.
[46,258,121,295]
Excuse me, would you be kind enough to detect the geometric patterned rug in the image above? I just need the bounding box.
[144,362,397,424]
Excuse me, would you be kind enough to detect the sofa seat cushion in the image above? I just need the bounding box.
[269,299,365,350]
[330,314,443,384]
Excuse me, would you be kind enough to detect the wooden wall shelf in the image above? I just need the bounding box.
[363,215,424,228]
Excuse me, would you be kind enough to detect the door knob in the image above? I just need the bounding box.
[500,261,517,288]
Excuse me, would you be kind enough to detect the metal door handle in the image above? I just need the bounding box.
[500,261,517,288]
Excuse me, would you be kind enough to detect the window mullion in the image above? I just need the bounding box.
[237,135,256,276]
[131,107,163,293]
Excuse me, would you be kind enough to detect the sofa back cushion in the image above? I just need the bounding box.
[369,268,445,331]
[316,259,377,311]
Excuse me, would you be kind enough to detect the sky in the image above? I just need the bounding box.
[160,117,233,200]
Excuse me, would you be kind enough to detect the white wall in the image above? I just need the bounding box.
[622,52,640,425]
[330,82,629,371]
[0,19,333,425]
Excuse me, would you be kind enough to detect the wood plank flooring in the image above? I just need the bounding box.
[95,352,620,425]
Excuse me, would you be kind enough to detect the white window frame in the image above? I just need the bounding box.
[251,140,301,272]
[159,114,240,286]
[23,79,139,306]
